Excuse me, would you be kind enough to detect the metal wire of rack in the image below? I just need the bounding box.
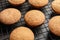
[0,0,60,40]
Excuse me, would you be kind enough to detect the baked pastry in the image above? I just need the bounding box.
[10,26,34,40]
[0,8,21,25]
[29,0,48,8]
[52,0,60,14]
[49,16,60,36]
[8,0,26,6]
[24,10,45,27]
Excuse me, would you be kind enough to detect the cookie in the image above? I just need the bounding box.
[24,10,45,27]
[0,8,21,25]
[8,0,25,6]
[52,0,60,14]
[48,16,60,36]
[29,0,48,8]
[10,26,34,40]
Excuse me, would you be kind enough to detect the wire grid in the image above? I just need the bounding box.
[0,0,60,40]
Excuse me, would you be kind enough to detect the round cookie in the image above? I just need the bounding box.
[52,0,60,14]
[0,8,21,25]
[0,12,1,22]
[29,0,48,8]
[8,0,25,6]
[24,10,45,27]
[10,26,34,40]
[48,16,60,36]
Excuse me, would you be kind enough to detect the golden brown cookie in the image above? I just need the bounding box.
[0,12,1,22]
[48,16,60,36]
[52,0,60,14]
[24,10,45,27]
[0,8,21,25]
[10,26,34,40]
[8,0,26,6]
[29,0,48,8]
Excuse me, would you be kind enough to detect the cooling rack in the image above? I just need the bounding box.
[0,0,60,40]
